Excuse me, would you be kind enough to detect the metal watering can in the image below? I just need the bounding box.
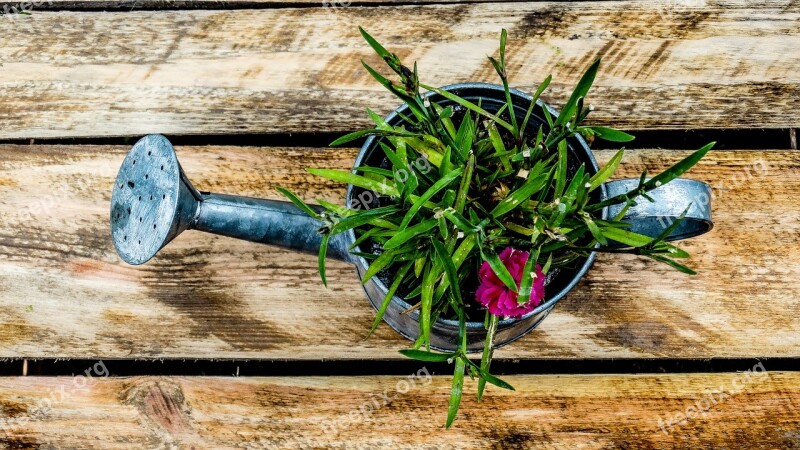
[111,83,713,352]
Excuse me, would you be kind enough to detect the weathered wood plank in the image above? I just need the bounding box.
[0,145,797,359]
[0,0,697,9]
[0,1,798,139]
[1,0,495,9]
[0,372,796,448]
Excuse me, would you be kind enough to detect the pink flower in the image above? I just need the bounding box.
[475,247,545,318]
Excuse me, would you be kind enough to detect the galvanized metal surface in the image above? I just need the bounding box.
[111,135,350,266]
[193,193,351,261]
[606,178,713,242]
[353,83,605,351]
[111,134,199,266]
[110,84,713,352]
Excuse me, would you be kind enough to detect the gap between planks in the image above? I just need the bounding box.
[4,357,800,377]
[3,127,796,150]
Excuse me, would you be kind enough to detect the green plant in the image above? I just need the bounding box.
[280,28,713,427]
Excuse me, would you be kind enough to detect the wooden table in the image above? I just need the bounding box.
[1,0,799,448]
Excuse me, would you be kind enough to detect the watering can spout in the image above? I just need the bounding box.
[110,134,351,265]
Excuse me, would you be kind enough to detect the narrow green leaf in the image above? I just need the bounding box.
[541,254,553,275]
[433,233,477,299]
[318,233,330,287]
[455,154,475,214]
[452,233,478,267]
[600,227,652,247]
[499,29,508,68]
[420,263,438,349]
[362,248,400,283]
[367,107,391,129]
[455,110,476,160]
[383,219,438,249]
[399,168,462,229]
[588,148,624,191]
[431,239,462,305]
[556,58,601,126]
[554,140,568,197]
[440,145,454,177]
[463,358,516,391]
[588,126,635,143]
[553,164,586,226]
[330,206,397,235]
[446,313,468,429]
[330,128,419,147]
[308,168,399,197]
[379,142,405,172]
[437,110,458,143]
[404,136,445,168]
[645,142,715,190]
[371,219,401,231]
[443,189,455,209]
[360,59,393,87]
[648,254,697,275]
[496,30,519,136]
[517,246,540,306]
[442,209,476,233]
[420,84,514,132]
[542,104,554,127]
[521,75,552,134]
[276,187,321,220]
[477,313,499,400]
[414,256,426,278]
[350,227,381,250]
[445,356,466,428]
[316,199,350,216]
[531,132,543,154]
[649,205,691,245]
[356,166,395,178]
[585,218,607,246]
[488,55,503,78]
[437,215,449,240]
[395,135,409,165]
[506,222,534,236]
[652,242,691,259]
[398,349,454,362]
[473,365,515,391]
[490,169,551,218]
[488,124,512,172]
[350,251,378,260]
[481,249,518,292]
[359,27,392,59]
[361,61,428,120]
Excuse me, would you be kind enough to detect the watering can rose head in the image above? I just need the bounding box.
[276,27,714,427]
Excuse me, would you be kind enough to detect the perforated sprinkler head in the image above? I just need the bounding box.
[110,135,201,265]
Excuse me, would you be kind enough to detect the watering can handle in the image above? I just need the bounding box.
[604,178,713,244]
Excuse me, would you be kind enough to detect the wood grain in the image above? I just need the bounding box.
[0,0,798,139]
[0,372,797,448]
[0,0,492,9]
[0,144,798,359]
